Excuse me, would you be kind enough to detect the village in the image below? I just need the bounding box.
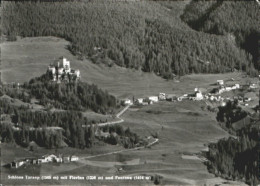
[121,78,259,109]
[9,154,79,169]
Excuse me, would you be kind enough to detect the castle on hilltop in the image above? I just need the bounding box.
[47,57,80,82]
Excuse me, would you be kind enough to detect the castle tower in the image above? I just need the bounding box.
[62,57,71,73]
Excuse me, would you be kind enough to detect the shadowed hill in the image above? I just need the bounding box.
[181,0,260,71]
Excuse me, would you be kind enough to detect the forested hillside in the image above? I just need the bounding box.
[181,0,260,70]
[1,98,140,149]
[206,126,259,185]
[2,74,117,114]
[206,99,259,185]
[1,1,255,77]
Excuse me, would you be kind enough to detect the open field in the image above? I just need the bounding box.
[0,37,254,185]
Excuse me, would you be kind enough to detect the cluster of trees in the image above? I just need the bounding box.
[1,1,253,78]
[206,126,259,185]
[0,98,96,148]
[1,83,31,103]
[207,98,259,184]
[100,125,142,148]
[216,100,247,129]
[181,0,260,71]
[0,98,141,149]
[22,74,117,114]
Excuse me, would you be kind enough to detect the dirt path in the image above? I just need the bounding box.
[79,138,159,160]
[82,105,130,127]
[80,104,159,160]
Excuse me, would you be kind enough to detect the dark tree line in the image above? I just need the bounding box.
[206,126,259,185]
[100,125,142,148]
[216,100,247,129]
[208,98,259,185]
[0,98,142,149]
[2,74,118,114]
[0,98,96,148]
[22,74,118,114]
[1,1,254,79]
[181,0,260,71]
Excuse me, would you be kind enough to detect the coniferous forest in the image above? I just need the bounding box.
[181,0,260,70]
[206,100,260,185]
[206,126,259,185]
[1,0,258,78]
[0,72,123,149]
[0,80,140,149]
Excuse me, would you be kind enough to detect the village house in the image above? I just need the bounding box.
[225,87,233,91]
[135,98,144,104]
[194,90,203,100]
[10,160,26,168]
[54,155,63,163]
[70,155,79,162]
[159,93,166,100]
[148,96,159,102]
[37,154,58,164]
[121,99,132,106]
[217,80,224,85]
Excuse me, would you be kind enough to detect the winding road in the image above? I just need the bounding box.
[80,137,159,160]
[80,103,159,160]
[82,104,131,127]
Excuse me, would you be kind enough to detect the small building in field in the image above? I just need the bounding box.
[70,156,79,162]
[225,87,232,91]
[39,154,57,163]
[54,155,63,163]
[148,96,159,102]
[135,98,144,105]
[10,160,26,168]
[121,99,132,106]
[194,91,203,100]
[235,84,240,89]
[217,80,224,85]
